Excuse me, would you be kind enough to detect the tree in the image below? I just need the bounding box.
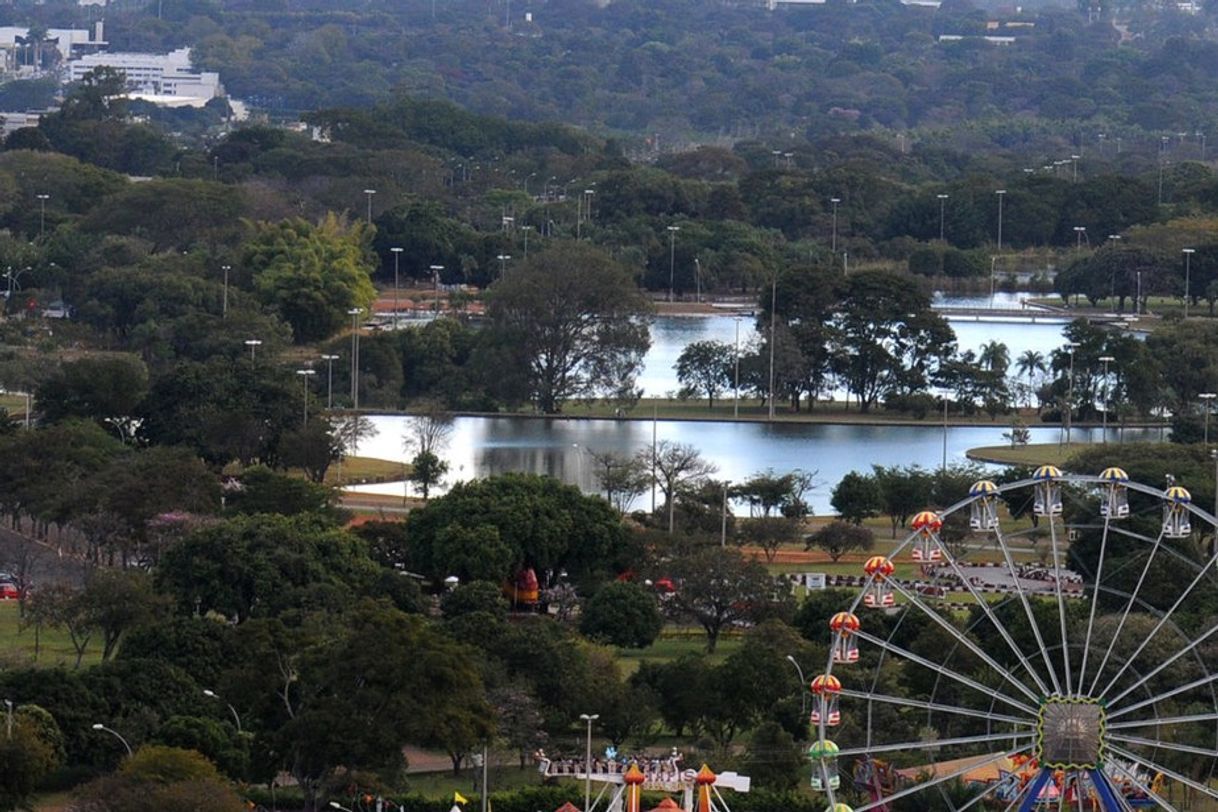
[742,516,803,563]
[1015,350,1047,407]
[487,243,652,413]
[69,745,245,812]
[278,420,342,483]
[227,466,341,520]
[24,584,92,668]
[664,547,785,652]
[245,213,377,343]
[806,521,875,563]
[650,440,718,533]
[441,581,509,620]
[36,355,149,439]
[744,721,803,791]
[734,469,814,518]
[587,450,651,514]
[404,402,453,499]
[872,465,933,538]
[0,705,62,812]
[831,471,882,524]
[155,514,381,622]
[78,570,170,661]
[406,474,627,589]
[333,413,379,457]
[675,340,732,408]
[579,581,663,649]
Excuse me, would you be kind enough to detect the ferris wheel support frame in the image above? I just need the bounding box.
[816,472,1218,812]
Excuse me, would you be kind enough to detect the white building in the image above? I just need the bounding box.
[0,24,106,74]
[68,47,223,101]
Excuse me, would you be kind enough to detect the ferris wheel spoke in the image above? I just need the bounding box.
[1002,772,1037,812]
[1104,614,1218,709]
[1046,515,1074,696]
[1106,760,1179,812]
[1097,544,1218,702]
[1109,711,1218,731]
[1109,732,1218,758]
[1076,513,1114,695]
[854,628,1040,716]
[951,771,1008,812]
[1085,526,1168,698]
[839,687,1035,727]
[927,529,1053,697]
[836,731,1033,758]
[992,522,1064,696]
[886,580,1043,704]
[1108,668,1218,721]
[850,744,1033,812]
[1108,743,1218,804]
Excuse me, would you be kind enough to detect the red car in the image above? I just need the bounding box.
[0,582,18,600]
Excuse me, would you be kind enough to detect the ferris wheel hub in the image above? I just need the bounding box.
[1036,696,1106,770]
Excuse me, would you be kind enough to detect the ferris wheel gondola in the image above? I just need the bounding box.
[811,472,1218,812]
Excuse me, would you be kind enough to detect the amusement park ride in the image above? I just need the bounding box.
[808,466,1218,811]
[535,751,750,812]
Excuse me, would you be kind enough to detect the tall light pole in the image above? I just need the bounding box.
[767,273,777,421]
[221,264,231,318]
[1099,355,1115,443]
[785,655,807,715]
[429,265,444,316]
[35,193,48,238]
[1074,226,1086,249]
[1201,393,1217,445]
[296,369,315,427]
[4,699,12,740]
[733,315,742,418]
[995,190,1006,252]
[91,723,132,757]
[348,308,362,408]
[937,193,948,242]
[244,338,261,361]
[579,713,599,812]
[1184,248,1196,318]
[829,197,841,253]
[496,254,510,279]
[362,188,376,223]
[202,689,243,734]
[320,354,339,409]
[1071,154,1080,183]
[666,226,680,302]
[1065,342,1079,446]
[521,225,533,259]
[390,247,403,326]
[584,189,595,231]
[1136,270,1143,315]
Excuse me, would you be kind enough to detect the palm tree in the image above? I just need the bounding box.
[1015,349,1047,407]
[978,340,1010,376]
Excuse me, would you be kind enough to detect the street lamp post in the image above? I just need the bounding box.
[35,193,48,238]
[91,723,132,757]
[1099,355,1115,443]
[4,699,12,740]
[496,254,511,279]
[937,193,948,242]
[1201,393,1217,445]
[296,369,316,427]
[995,190,1007,252]
[429,265,444,316]
[666,226,680,302]
[221,264,231,318]
[830,197,841,253]
[1074,226,1086,249]
[362,188,376,223]
[320,354,339,409]
[785,655,808,715]
[348,308,362,408]
[244,339,261,361]
[1184,248,1196,318]
[390,247,403,327]
[733,315,742,418]
[521,225,533,259]
[1136,270,1143,315]
[1071,154,1080,183]
[1065,342,1079,446]
[202,689,243,734]
[579,714,599,812]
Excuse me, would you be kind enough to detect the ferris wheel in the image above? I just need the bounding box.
[810,467,1218,812]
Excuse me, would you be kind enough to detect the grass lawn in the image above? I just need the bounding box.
[614,629,740,676]
[0,601,101,669]
[404,765,541,797]
[965,442,1093,467]
[325,455,406,486]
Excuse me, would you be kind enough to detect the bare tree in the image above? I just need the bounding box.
[403,401,453,499]
[333,413,379,457]
[646,440,718,533]
[587,449,650,513]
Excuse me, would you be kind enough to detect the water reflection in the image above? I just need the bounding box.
[349,415,1153,514]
